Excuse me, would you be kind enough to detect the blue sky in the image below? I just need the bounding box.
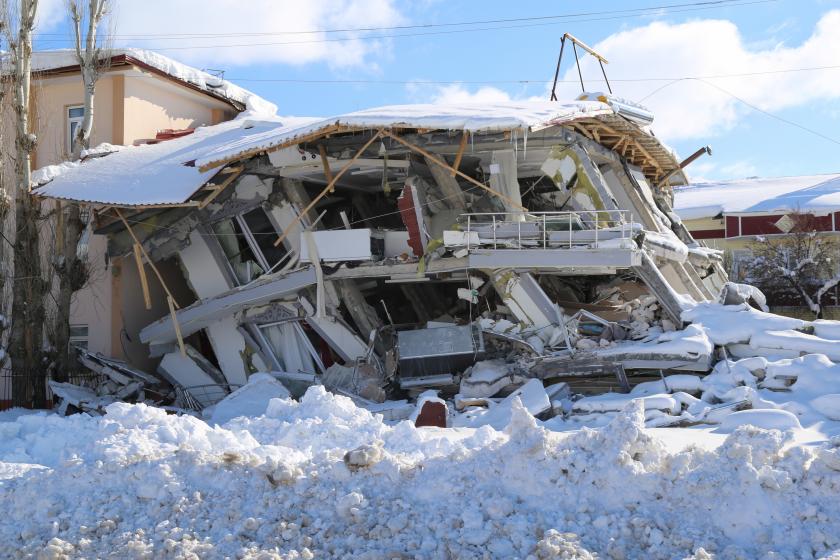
[31,0,840,182]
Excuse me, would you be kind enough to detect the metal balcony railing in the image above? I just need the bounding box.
[454,210,636,251]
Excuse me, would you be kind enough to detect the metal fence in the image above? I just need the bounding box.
[458,210,635,251]
[0,369,107,411]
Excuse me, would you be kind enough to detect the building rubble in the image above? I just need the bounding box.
[34,95,840,428]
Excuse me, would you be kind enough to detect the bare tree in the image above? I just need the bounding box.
[69,0,109,157]
[2,0,47,406]
[49,0,110,379]
[746,212,840,318]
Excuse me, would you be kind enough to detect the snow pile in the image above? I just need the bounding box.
[569,352,840,429]
[207,373,291,425]
[30,161,81,188]
[1,391,839,558]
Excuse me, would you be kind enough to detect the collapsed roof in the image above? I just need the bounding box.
[34,99,689,207]
[34,92,753,427]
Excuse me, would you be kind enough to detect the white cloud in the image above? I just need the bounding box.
[35,0,66,31]
[561,10,840,141]
[408,82,547,105]
[108,0,405,69]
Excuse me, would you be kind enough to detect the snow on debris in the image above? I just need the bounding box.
[28,48,276,117]
[194,100,614,171]
[673,173,840,221]
[1,387,840,558]
[33,117,319,206]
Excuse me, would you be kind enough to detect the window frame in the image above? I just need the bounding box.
[253,319,325,375]
[212,206,289,286]
[67,105,85,155]
[69,323,89,350]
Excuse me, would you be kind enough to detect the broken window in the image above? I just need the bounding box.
[212,207,288,285]
[255,320,325,375]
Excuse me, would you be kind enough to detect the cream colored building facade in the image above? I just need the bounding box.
[24,53,242,366]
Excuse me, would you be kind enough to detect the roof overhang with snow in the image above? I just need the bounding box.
[33,117,319,207]
[14,48,276,115]
[674,174,840,221]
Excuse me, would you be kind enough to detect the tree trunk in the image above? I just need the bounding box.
[52,203,86,380]
[8,0,46,407]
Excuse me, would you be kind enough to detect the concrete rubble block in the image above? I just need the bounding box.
[455,379,550,429]
[460,359,524,398]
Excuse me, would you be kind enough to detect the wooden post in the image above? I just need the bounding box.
[274,130,385,247]
[133,243,152,310]
[318,144,334,192]
[114,208,181,308]
[198,166,243,209]
[380,130,528,212]
[167,295,186,357]
[451,132,468,177]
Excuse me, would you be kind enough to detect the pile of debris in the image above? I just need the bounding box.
[33,93,840,429]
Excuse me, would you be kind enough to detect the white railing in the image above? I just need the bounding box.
[457,210,635,251]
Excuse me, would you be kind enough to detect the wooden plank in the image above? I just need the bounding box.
[381,130,527,212]
[318,144,334,191]
[114,208,181,308]
[450,132,468,177]
[274,130,385,247]
[198,166,243,209]
[168,295,187,357]
[133,243,152,310]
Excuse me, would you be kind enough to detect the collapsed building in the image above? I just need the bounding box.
[35,93,757,421]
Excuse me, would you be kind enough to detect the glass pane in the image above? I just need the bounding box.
[69,325,89,337]
[212,218,263,284]
[68,107,85,118]
[242,207,288,270]
[260,323,316,374]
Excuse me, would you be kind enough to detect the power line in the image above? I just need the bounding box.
[639,77,840,146]
[31,0,769,40]
[31,0,775,51]
[205,64,840,85]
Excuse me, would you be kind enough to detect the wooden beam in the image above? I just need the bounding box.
[167,295,186,357]
[198,166,243,209]
[380,130,527,212]
[114,208,181,308]
[133,243,152,310]
[450,132,468,177]
[318,144,334,191]
[274,130,385,247]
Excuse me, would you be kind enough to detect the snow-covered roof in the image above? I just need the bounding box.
[195,100,615,171]
[23,48,276,116]
[35,100,613,207]
[34,116,320,207]
[673,174,840,221]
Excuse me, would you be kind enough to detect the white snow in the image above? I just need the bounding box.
[1,390,839,558]
[674,173,840,221]
[34,117,320,206]
[194,100,614,171]
[207,373,291,426]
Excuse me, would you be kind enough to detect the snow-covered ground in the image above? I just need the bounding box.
[1,383,840,559]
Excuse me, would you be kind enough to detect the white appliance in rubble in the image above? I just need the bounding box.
[299,229,373,263]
